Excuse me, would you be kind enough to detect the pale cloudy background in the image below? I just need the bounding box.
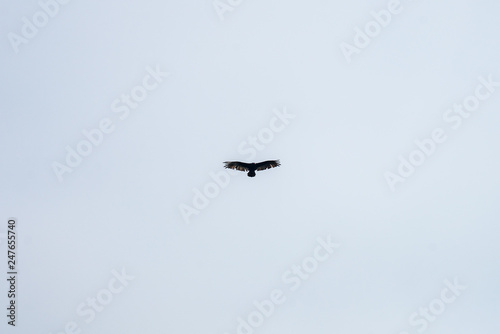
[1,0,499,333]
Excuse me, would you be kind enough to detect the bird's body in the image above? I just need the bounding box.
[223,160,280,177]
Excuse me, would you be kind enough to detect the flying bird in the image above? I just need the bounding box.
[223,160,280,177]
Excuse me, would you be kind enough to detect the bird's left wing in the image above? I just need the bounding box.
[255,160,281,171]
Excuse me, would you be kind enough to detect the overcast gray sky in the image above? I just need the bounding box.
[1,0,500,333]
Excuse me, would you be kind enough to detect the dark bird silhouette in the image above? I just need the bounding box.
[223,160,280,177]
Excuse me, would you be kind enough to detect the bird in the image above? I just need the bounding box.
[223,160,280,177]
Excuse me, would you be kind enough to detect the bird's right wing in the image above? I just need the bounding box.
[223,161,251,171]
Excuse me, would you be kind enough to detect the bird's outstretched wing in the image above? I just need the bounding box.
[223,161,252,171]
[255,160,280,171]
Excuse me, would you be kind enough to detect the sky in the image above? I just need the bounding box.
[1,0,500,333]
